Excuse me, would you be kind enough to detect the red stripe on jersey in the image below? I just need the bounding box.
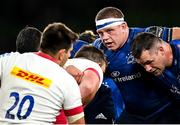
[34,52,58,63]
[84,68,100,81]
[54,110,67,124]
[64,105,83,116]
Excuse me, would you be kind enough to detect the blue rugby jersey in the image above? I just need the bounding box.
[71,40,125,123]
[159,40,180,99]
[93,27,173,119]
[102,77,125,120]
[84,77,125,124]
[70,40,89,58]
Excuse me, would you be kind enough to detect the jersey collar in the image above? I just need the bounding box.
[34,51,58,63]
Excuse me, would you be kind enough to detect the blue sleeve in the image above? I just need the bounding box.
[92,38,103,48]
[170,39,180,45]
[70,40,88,58]
[145,26,172,41]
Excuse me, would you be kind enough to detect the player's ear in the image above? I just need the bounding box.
[98,62,106,73]
[158,46,165,55]
[120,22,128,32]
[121,22,127,28]
[57,49,66,61]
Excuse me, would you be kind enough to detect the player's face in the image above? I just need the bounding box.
[97,23,128,51]
[137,49,166,76]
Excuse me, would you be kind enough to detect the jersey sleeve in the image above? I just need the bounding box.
[0,54,2,78]
[0,53,12,79]
[92,38,103,49]
[84,67,103,89]
[145,26,172,41]
[62,74,84,123]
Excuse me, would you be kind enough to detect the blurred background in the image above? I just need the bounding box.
[0,0,180,54]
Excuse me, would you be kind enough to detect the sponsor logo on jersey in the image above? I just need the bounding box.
[111,71,120,77]
[11,66,52,88]
[95,113,107,120]
[111,71,141,83]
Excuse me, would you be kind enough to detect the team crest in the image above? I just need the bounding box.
[126,52,136,64]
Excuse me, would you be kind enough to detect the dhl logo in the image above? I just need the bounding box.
[11,66,52,88]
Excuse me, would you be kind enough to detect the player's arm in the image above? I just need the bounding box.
[79,68,100,106]
[172,27,180,40]
[71,117,85,124]
[65,65,83,84]
[63,75,85,124]
[145,26,180,41]
[64,106,85,124]
[0,54,4,88]
[65,65,101,106]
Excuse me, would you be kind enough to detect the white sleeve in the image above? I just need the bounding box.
[63,75,82,109]
[62,74,84,123]
[0,53,8,79]
[0,55,2,78]
[0,52,19,87]
[0,53,6,78]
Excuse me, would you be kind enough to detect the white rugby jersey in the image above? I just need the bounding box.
[0,52,83,124]
[64,58,104,89]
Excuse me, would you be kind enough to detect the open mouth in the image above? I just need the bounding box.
[105,42,113,47]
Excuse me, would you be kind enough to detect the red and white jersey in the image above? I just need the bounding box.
[0,52,84,125]
[64,58,104,88]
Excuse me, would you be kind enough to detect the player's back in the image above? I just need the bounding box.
[0,52,81,124]
[65,58,104,87]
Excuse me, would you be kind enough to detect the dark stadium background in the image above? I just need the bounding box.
[0,0,180,54]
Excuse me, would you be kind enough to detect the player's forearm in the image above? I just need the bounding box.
[172,27,180,40]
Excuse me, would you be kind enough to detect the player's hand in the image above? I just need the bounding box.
[65,65,83,84]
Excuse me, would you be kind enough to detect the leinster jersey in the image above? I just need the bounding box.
[160,40,180,99]
[93,27,172,119]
